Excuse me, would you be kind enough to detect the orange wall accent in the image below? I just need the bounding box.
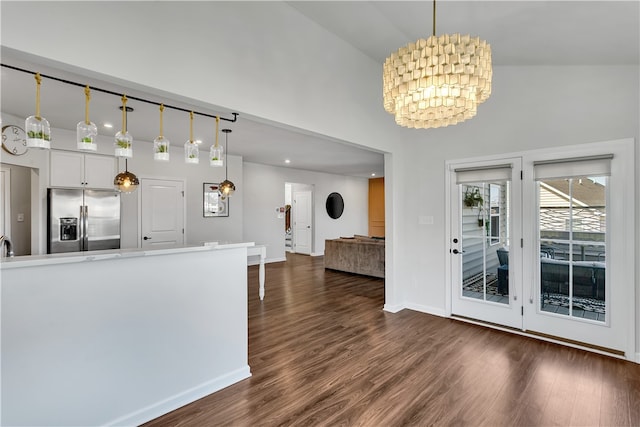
[368,177,385,237]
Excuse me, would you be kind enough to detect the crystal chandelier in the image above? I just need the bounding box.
[383,0,492,129]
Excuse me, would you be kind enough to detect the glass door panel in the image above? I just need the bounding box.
[461,182,510,305]
[538,176,607,323]
[450,158,522,330]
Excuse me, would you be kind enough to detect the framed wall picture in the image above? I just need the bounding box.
[203,183,229,217]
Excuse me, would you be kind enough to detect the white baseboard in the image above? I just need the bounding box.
[311,252,323,257]
[247,256,286,266]
[383,303,405,313]
[404,302,447,317]
[636,352,640,364]
[105,366,251,426]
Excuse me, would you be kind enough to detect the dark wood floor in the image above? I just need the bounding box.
[145,253,640,427]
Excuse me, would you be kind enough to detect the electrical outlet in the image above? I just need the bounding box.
[17,213,25,222]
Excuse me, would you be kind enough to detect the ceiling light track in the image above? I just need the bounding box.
[1,63,239,123]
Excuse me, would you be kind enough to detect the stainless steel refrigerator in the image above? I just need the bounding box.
[47,188,121,254]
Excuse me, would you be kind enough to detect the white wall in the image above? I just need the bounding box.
[243,162,368,262]
[2,2,639,359]
[1,246,250,426]
[392,65,640,317]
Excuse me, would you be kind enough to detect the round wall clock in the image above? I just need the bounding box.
[2,125,28,156]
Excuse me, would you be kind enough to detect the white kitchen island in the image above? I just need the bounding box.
[0,243,253,426]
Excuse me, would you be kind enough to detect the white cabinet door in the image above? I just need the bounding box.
[84,154,115,189]
[50,151,115,189]
[50,151,84,187]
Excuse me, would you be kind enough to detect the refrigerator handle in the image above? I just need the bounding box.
[84,205,89,251]
[79,205,85,251]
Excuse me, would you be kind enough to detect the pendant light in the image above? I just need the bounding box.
[210,116,223,167]
[154,104,170,161]
[114,95,133,157]
[113,158,139,193]
[218,128,235,199]
[77,85,97,151]
[184,111,199,164]
[383,0,492,129]
[25,72,51,149]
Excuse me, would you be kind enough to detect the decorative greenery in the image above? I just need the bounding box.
[463,187,483,208]
[27,130,50,140]
[189,154,197,159]
[211,157,219,161]
[116,139,131,149]
[156,144,168,153]
[81,137,93,143]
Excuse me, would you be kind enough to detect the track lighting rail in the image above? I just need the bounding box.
[1,63,239,123]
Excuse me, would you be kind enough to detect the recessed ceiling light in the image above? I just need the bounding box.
[195,139,203,144]
[103,123,113,129]
[371,173,376,177]
[285,159,291,164]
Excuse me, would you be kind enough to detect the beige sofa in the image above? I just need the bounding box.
[324,235,385,278]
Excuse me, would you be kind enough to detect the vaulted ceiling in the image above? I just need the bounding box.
[2,1,637,177]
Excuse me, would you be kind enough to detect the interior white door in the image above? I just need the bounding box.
[450,158,523,329]
[140,178,184,248]
[293,190,312,255]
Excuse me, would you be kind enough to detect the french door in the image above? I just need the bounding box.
[522,150,632,355]
[449,140,635,358]
[450,158,523,329]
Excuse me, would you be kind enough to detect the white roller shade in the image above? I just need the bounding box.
[534,155,613,181]
[455,164,513,184]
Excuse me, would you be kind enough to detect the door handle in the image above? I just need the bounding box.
[452,249,465,254]
[143,236,152,240]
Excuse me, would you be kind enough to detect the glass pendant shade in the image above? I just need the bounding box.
[77,85,97,151]
[219,179,235,199]
[114,130,133,158]
[77,120,97,151]
[26,73,51,149]
[25,115,51,149]
[154,136,170,161]
[115,95,133,157]
[185,141,199,164]
[114,170,139,193]
[154,104,169,161]
[210,144,223,167]
[218,128,235,199]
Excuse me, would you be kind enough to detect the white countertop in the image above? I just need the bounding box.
[0,241,255,270]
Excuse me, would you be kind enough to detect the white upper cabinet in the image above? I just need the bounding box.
[50,151,115,189]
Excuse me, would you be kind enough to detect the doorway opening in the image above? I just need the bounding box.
[284,182,314,255]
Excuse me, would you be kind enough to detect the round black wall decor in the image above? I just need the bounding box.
[325,192,344,219]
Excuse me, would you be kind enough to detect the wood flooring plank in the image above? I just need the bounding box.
[143,254,640,427]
